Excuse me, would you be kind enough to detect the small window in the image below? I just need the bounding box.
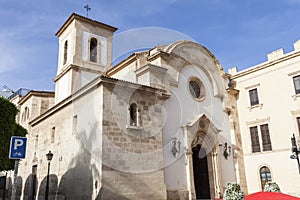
[63,40,68,65]
[51,127,55,143]
[23,107,29,121]
[250,126,260,153]
[73,115,78,135]
[189,81,201,98]
[260,124,272,151]
[188,77,205,101]
[90,38,98,63]
[260,166,272,190]
[129,103,137,126]
[34,135,39,150]
[26,107,29,119]
[297,117,300,136]
[21,112,25,122]
[249,88,259,106]
[293,75,300,94]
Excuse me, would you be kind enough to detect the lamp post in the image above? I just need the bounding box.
[290,134,300,174]
[45,151,53,200]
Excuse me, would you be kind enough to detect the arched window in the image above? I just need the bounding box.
[26,107,29,119]
[90,38,98,63]
[23,107,29,121]
[21,112,25,122]
[129,103,137,126]
[63,40,68,65]
[260,166,272,190]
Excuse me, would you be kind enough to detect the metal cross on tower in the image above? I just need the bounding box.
[84,4,91,17]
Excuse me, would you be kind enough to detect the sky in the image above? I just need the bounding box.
[1,0,300,92]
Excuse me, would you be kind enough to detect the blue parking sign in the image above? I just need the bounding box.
[9,136,27,159]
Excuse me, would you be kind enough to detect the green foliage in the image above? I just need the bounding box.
[223,182,245,200]
[14,123,28,137]
[264,181,281,192]
[0,97,27,171]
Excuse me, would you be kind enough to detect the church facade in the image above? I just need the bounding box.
[6,12,300,199]
[7,14,300,200]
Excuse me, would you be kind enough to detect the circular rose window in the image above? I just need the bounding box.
[188,77,205,101]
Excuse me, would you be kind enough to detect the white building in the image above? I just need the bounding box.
[5,13,239,200]
[229,40,300,196]
[5,12,300,200]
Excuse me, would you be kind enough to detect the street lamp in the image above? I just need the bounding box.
[290,134,300,174]
[45,151,53,200]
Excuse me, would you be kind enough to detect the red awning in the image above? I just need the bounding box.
[245,192,300,200]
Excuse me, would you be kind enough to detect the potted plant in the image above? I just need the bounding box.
[223,182,244,200]
[264,181,281,192]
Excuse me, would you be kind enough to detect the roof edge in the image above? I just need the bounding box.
[19,90,55,105]
[231,50,300,79]
[55,13,118,37]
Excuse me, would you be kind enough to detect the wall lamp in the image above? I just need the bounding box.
[171,137,181,157]
[221,142,231,160]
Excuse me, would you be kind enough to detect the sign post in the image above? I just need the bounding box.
[9,136,27,200]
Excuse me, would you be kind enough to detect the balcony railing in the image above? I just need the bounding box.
[7,88,30,100]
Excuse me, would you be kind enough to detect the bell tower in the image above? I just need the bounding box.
[54,13,117,103]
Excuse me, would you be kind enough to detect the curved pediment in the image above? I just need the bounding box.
[162,40,226,98]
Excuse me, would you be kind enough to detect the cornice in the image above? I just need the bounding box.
[53,64,79,82]
[231,50,300,79]
[19,91,54,105]
[105,53,137,76]
[30,75,170,126]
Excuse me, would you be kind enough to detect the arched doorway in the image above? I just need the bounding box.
[192,144,211,199]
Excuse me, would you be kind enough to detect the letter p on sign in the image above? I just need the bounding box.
[14,139,24,150]
[9,136,27,159]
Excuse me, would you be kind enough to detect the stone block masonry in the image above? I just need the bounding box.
[101,82,167,199]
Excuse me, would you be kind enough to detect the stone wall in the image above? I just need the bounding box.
[17,87,102,200]
[101,82,167,199]
[166,190,189,200]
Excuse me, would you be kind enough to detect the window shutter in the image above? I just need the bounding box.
[294,75,300,94]
[261,124,272,151]
[249,88,259,106]
[250,126,260,152]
